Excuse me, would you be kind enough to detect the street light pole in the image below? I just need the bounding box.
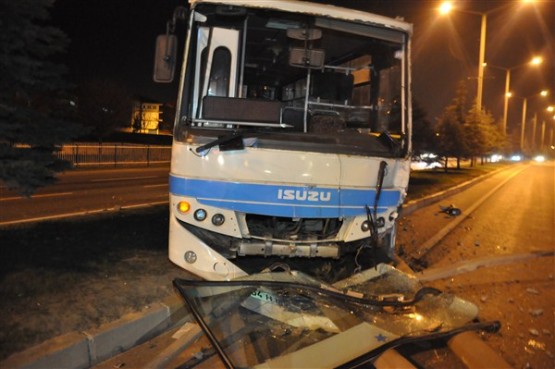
[486,57,543,134]
[502,69,510,133]
[439,2,489,111]
[439,1,538,117]
[541,106,554,150]
[519,90,549,152]
[540,118,546,150]
[476,13,487,112]
[532,113,538,150]
[520,97,528,151]
[548,115,555,147]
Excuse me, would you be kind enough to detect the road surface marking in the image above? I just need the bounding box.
[0,200,168,227]
[0,192,74,202]
[143,184,168,188]
[90,176,159,182]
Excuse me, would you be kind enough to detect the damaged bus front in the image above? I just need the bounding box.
[155,0,413,280]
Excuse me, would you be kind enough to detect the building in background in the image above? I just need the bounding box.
[131,98,162,134]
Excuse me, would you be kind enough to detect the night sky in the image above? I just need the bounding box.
[51,0,554,133]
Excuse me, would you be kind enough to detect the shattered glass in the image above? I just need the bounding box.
[173,264,496,368]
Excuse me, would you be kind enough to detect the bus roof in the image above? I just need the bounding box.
[189,0,413,35]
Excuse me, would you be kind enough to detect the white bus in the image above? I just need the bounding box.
[155,0,413,281]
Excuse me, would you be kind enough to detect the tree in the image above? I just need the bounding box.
[463,105,490,166]
[435,106,467,171]
[434,81,469,170]
[464,107,508,165]
[435,80,513,168]
[0,0,82,195]
[411,99,435,156]
[489,120,510,156]
[76,79,132,139]
[451,80,468,126]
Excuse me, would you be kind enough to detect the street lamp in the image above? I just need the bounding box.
[438,1,537,112]
[485,56,543,134]
[540,106,555,150]
[516,90,549,151]
[550,114,555,149]
[439,1,488,111]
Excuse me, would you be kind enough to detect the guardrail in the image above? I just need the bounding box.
[56,143,172,167]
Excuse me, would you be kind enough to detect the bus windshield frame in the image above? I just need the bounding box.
[174,3,411,158]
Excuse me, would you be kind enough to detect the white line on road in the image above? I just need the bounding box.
[90,176,159,182]
[0,192,74,202]
[411,165,528,259]
[0,200,169,227]
[143,184,168,188]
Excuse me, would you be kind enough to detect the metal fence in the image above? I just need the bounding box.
[56,143,172,167]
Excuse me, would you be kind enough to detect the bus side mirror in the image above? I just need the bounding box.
[153,34,178,83]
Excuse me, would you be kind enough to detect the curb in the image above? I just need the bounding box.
[0,165,514,369]
[1,296,187,369]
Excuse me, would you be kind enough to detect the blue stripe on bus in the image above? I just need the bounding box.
[169,175,401,218]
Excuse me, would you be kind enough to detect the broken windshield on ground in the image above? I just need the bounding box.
[174,264,498,368]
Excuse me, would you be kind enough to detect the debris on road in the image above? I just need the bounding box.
[172,264,502,368]
[529,328,540,336]
[438,204,462,217]
[528,309,544,317]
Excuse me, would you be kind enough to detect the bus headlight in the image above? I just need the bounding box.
[194,209,207,221]
[212,213,225,226]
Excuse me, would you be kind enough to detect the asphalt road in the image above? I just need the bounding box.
[397,161,555,369]
[0,165,170,226]
[92,161,555,369]
[1,161,553,368]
